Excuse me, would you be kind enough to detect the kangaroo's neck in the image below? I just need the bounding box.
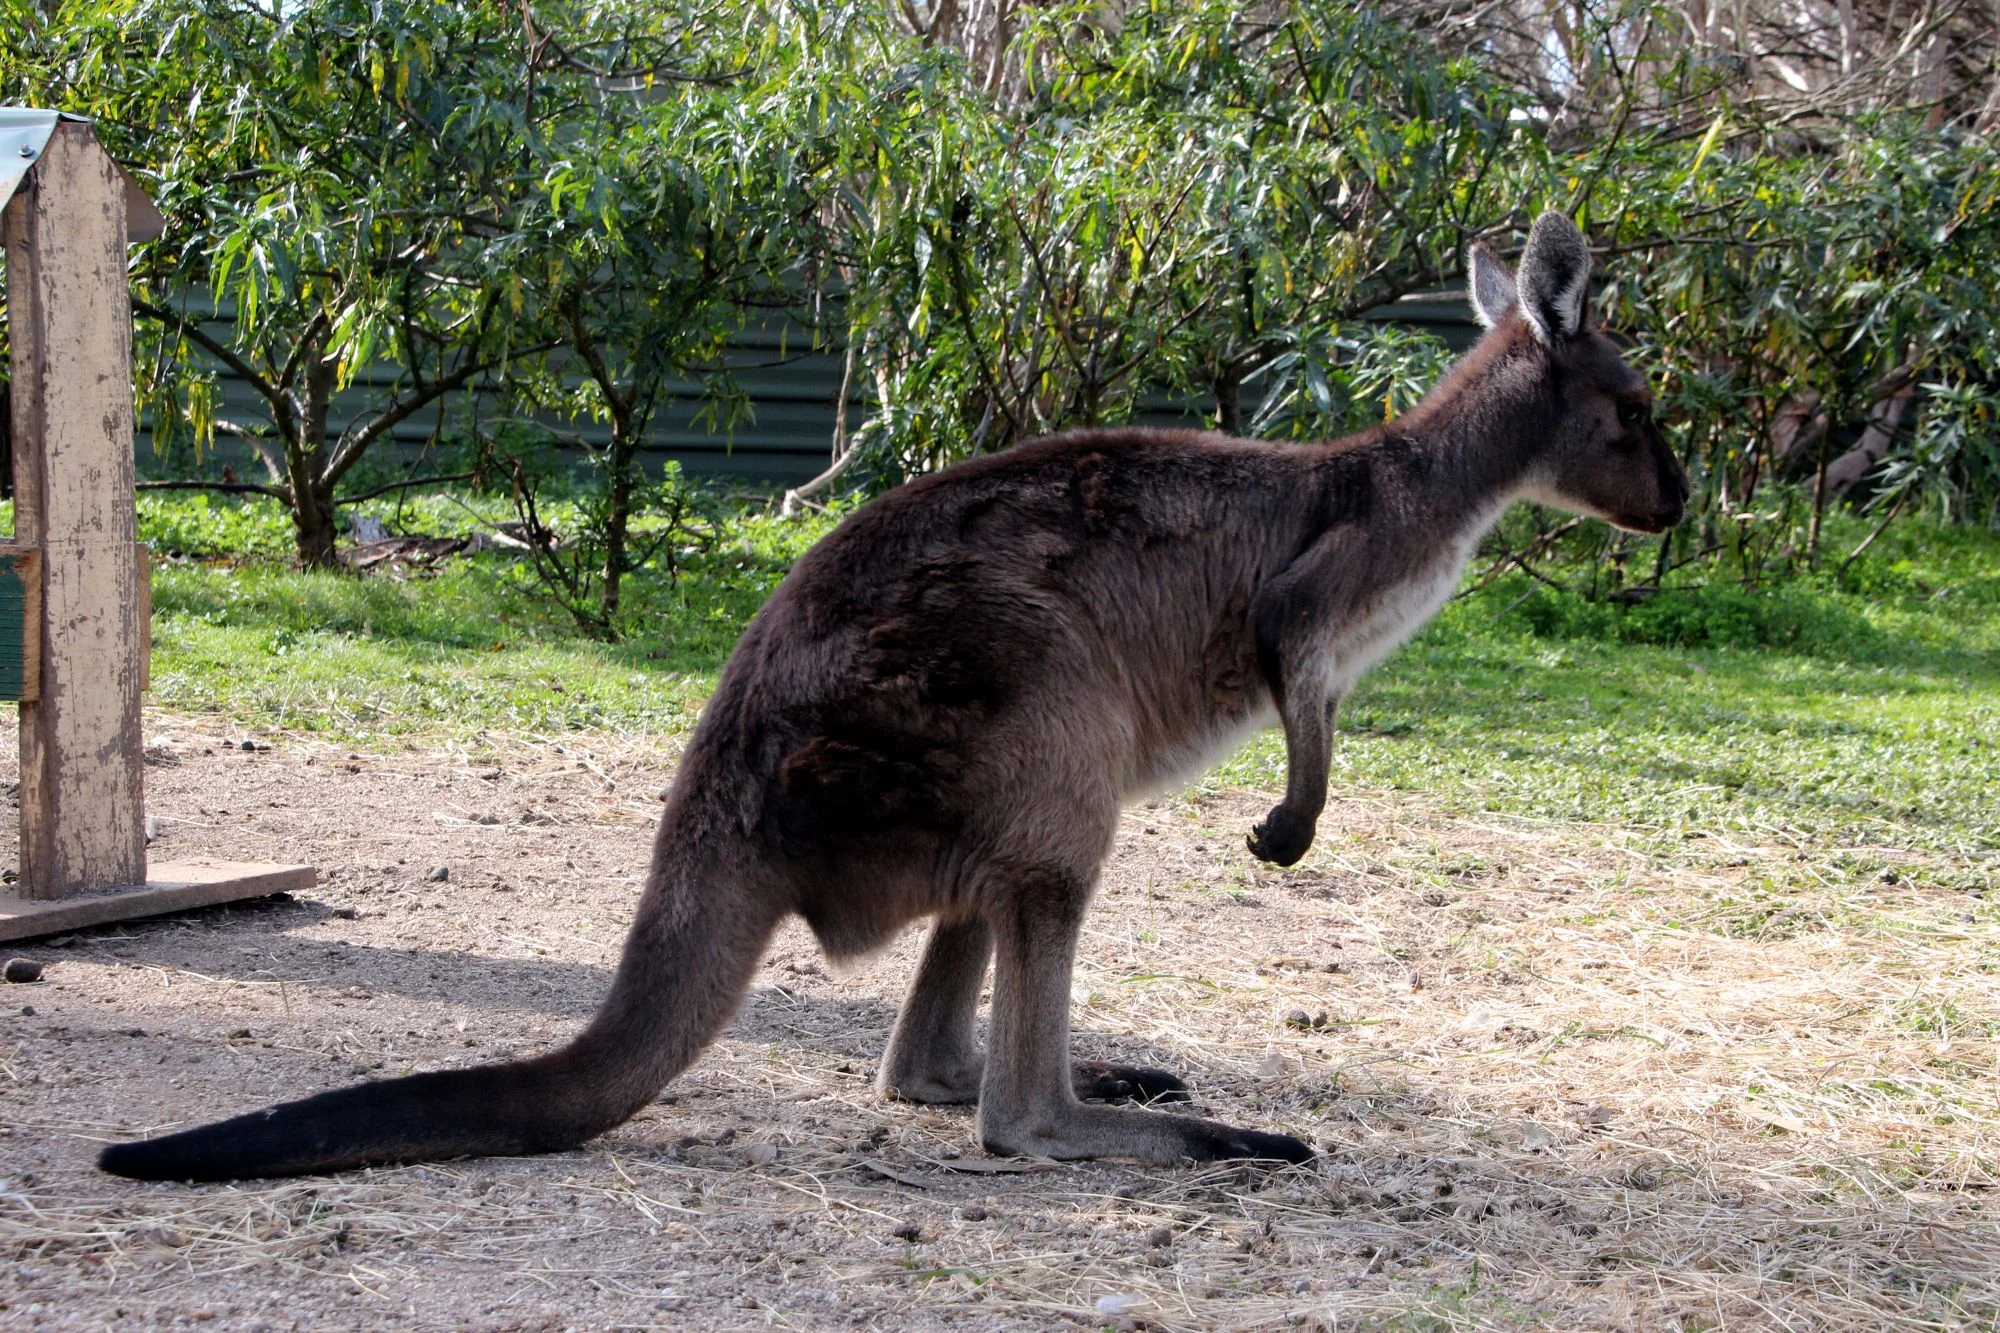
[1352,334,1551,544]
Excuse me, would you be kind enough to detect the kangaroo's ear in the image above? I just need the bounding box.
[1515,212,1592,346]
[1467,243,1517,329]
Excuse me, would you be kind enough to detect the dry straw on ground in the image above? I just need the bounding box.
[0,720,1993,1329]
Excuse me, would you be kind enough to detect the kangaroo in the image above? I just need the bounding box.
[99,212,1686,1181]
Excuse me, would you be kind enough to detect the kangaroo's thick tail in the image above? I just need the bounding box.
[99,835,782,1182]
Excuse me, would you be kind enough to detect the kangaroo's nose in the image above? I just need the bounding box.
[1664,454,1691,504]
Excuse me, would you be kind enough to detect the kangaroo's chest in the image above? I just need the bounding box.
[1321,546,1472,695]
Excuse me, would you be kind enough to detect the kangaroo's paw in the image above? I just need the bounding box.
[1246,806,1315,866]
[1071,1062,1191,1105]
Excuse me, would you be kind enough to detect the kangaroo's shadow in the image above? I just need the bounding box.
[45,892,907,1057]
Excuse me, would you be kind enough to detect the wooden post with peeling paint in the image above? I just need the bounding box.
[0,115,312,939]
[5,120,149,899]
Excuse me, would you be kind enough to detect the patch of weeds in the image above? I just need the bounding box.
[1698,889,1822,941]
[1894,994,1996,1041]
[142,491,837,741]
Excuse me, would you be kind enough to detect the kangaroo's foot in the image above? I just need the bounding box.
[979,1100,1313,1166]
[976,844,1311,1167]
[879,915,1192,1108]
[1072,1061,1190,1105]
[884,1056,1192,1107]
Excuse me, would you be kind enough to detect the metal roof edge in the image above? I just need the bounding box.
[0,108,164,243]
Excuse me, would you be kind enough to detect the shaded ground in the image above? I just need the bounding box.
[0,720,1994,1330]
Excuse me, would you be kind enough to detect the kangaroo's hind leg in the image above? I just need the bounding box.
[879,915,1190,1106]
[973,839,1312,1166]
[877,915,989,1104]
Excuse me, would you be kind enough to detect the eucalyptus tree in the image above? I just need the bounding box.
[822,0,1530,481]
[487,10,836,638]
[858,0,2000,571]
[1592,118,2000,569]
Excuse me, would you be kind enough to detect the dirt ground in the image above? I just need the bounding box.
[0,717,1994,1331]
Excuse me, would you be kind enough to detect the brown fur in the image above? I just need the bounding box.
[99,214,1687,1180]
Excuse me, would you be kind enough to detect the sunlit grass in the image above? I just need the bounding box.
[127,491,2000,853]
[1213,591,2000,854]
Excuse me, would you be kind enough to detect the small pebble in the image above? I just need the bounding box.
[19,1005,34,1016]
[961,1205,989,1222]
[892,1222,922,1243]
[3,959,44,984]
[426,866,449,883]
[330,906,359,920]
[1146,1226,1174,1248]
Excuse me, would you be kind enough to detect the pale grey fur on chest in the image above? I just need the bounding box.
[1127,526,1493,800]
[1323,546,1472,696]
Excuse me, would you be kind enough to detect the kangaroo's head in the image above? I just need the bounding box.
[1468,213,1690,535]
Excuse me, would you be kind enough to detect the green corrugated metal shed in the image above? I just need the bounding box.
[134,293,1476,489]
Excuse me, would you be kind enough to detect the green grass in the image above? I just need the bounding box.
[1215,524,2000,854]
[90,492,2000,855]
[129,491,827,740]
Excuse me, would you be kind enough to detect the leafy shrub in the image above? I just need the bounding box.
[1500,579,1878,654]
[137,494,298,560]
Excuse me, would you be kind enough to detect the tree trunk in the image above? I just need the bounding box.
[292,482,340,570]
[286,354,342,570]
[1769,389,1826,471]
[1823,382,1917,500]
[597,408,638,635]
[1214,366,1242,436]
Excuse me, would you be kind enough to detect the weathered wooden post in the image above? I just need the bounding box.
[0,110,312,940]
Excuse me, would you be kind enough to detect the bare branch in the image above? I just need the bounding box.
[136,478,292,501]
[335,471,478,506]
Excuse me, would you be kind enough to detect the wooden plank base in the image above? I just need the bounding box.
[0,859,316,942]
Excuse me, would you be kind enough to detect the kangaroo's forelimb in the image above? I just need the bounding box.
[1249,691,1341,867]
[1245,528,1364,866]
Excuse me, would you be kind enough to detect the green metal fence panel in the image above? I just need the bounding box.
[132,295,1476,490]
